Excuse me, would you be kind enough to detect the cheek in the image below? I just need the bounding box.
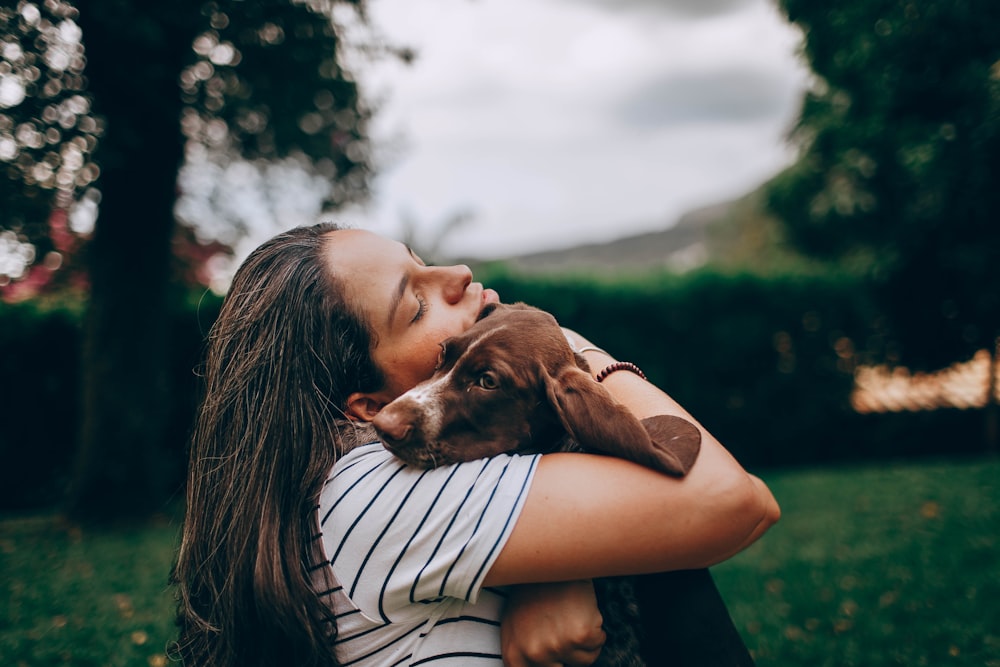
[416,331,448,373]
[379,323,464,395]
[384,337,444,394]
[420,322,464,369]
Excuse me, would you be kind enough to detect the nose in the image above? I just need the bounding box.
[372,408,414,444]
[436,264,472,305]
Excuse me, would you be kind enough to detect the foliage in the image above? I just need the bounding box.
[768,0,1000,370]
[1,0,372,286]
[2,458,997,666]
[0,0,101,279]
[181,0,370,171]
[2,0,378,519]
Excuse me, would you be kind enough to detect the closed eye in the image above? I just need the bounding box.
[412,294,428,323]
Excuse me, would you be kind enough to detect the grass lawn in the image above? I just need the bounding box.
[0,512,181,667]
[1,457,997,666]
[713,457,1000,667]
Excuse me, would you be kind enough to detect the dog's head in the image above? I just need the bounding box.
[372,303,570,467]
[372,302,700,475]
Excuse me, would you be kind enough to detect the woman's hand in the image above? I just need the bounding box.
[501,581,606,667]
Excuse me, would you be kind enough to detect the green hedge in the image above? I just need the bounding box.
[0,295,223,511]
[0,302,82,510]
[0,270,989,511]
[480,266,989,467]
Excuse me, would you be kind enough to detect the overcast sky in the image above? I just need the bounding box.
[335,0,811,260]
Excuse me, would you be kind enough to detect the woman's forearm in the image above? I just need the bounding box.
[485,333,780,587]
[486,449,774,586]
[582,343,781,560]
[578,343,776,521]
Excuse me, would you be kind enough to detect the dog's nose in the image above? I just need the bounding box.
[372,410,414,444]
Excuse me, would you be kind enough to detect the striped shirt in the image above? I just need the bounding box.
[315,441,540,666]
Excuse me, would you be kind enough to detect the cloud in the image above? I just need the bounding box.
[354,0,807,258]
[552,0,757,20]
[615,68,796,127]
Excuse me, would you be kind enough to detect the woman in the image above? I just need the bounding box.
[171,222,779,666]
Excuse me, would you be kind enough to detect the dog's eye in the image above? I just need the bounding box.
[435,343,446,371]
[477,372,499,390]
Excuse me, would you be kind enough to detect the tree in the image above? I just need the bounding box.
[1,0,374,518]
[768,0,1000,373]
[0,1,99,296]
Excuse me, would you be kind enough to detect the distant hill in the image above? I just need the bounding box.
[483,201,727,275]
[466,185,804,276]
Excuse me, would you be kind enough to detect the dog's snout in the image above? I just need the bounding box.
[372,408,414,444]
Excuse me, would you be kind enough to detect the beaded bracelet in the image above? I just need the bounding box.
[595,361,647,383]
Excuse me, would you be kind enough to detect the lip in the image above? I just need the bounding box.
[481,287,500,306]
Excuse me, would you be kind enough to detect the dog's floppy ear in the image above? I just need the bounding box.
[637,414,701,476]
[543,366,701,476]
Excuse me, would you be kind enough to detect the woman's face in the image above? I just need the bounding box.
[324,229,500,408]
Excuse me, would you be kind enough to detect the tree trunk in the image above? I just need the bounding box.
[67,1,197,519]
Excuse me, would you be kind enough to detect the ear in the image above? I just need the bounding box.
[543,366,700,476]
[345,392,387,422]
[638,415,701,476]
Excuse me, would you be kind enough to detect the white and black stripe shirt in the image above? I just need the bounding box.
[315,441,540,666]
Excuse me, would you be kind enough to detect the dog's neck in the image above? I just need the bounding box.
[333,419,380,457]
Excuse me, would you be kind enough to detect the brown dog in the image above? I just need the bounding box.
[373,302,701,475]
[372,302,704,667]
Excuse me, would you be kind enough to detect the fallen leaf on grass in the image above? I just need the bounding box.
[113,593,134,618]
[833,619,853,633]
[920,501,940,519]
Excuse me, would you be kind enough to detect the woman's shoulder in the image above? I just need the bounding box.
[335,440,391,470]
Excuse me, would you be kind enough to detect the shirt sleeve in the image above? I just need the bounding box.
[318,442,539,624]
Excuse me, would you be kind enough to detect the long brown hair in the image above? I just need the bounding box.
[171,223,383,666]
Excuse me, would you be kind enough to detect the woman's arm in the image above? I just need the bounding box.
[484,333,779,588]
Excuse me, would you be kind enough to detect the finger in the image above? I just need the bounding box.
[507,658,562,667]
[503,652,562,667]
[564,647,603,667]
[502,654,525,667]
[575,628,607,652]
